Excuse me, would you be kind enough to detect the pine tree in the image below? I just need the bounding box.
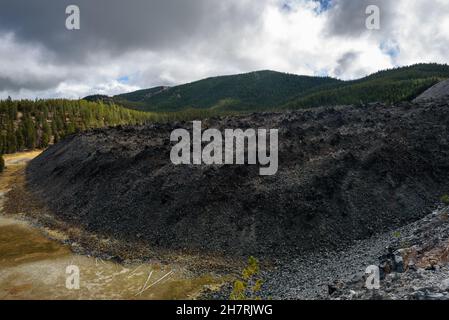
[0,98,152,153]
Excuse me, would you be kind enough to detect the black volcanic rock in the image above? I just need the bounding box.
[26,101,449,256]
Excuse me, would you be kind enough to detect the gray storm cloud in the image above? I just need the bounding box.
[0,0,269,96]
[0,0,265,61]
[333,51,359,77]
[0,75,63,92]
[325,0,397,37]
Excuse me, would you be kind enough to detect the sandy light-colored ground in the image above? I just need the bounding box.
[0,151,225,300]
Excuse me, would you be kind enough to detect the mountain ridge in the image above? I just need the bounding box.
[84,63,449,112]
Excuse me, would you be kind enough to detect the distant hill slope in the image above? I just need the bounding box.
[113,71,341,111]
[113,86,171,107]
[82,94,115,104]
[85,63,449,112]
[283,63,449,109]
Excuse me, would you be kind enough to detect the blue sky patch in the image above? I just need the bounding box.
[313,0,333,13]
[380,40,400,60]
[117,75,130,84]
[281,0,333,13]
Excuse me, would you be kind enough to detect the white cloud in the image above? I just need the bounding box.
[0,0,448,99]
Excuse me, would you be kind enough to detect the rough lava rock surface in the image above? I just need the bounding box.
[328,206,449,300]
[26,101,449,257]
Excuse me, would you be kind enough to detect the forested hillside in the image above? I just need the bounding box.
[283,63,449,109]
[114,86,170,108]
[88,71,341,111]
[282,77,439,109]
[0,98,153,154]
[88,63,449,112]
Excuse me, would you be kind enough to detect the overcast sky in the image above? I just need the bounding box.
[0,0,448,99]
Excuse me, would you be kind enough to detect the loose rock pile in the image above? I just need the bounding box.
[330,207,449,300]
[26,101,449,256]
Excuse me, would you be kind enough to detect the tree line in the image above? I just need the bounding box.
[0,98,153,155]
[283,77,441,109]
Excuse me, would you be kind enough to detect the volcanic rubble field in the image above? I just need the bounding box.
[26,101,449,259]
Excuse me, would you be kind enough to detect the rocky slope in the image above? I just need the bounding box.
[329,206,449,300]
[250,205,449,300]
[25,100,449,258]
[414,79,449,103]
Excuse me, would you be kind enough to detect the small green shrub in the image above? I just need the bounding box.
[393,231,401,239]
[230,256,263,300]
[441,194,449,205]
